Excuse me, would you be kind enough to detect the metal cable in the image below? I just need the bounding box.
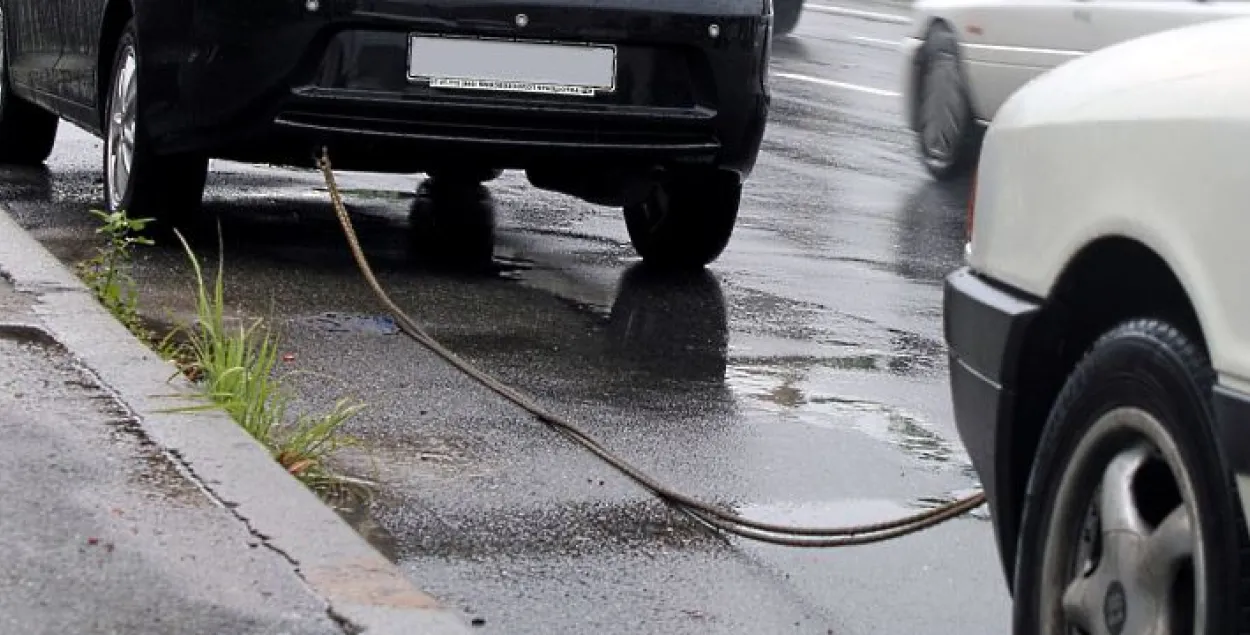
[316,149,987,546]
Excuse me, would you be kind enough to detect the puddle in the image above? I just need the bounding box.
[736,498,917,527]
[731,352,897,374]
[315,187,417,202]
[296,312,400,336]
[727,364,966,469]
[321,483,402,562]
[800,395,953,463]
[490,254,535,277]
[329,437,486,482]
[736,494,988,531]
[728,331,943,380]
[0,323,60,347]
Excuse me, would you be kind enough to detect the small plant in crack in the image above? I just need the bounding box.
[76,208,156,341]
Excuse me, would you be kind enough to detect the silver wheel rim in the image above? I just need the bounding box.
[106,43,137,211]
[919,48,966,166]
[1040,407,1204,635]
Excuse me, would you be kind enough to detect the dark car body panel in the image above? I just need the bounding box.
[1214,386,1250,477]
[5,0,770,192]
[942,266,1041,587]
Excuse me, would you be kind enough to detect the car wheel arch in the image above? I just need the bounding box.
[996,234,1207,593]
[96,0,134,131]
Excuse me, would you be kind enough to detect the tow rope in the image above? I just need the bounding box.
[316,148,986,547]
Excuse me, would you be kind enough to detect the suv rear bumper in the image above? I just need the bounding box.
[942,266,1040,585]
[136,3,771,178]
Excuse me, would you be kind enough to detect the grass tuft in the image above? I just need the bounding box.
[166,227,364,489]
[74,206,365,493]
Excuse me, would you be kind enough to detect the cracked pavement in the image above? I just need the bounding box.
[0,279,347,635]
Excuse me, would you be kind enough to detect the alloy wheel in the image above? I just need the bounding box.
[106,43,138,211]
[1040,406,1203,635]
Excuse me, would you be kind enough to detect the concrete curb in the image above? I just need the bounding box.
[0,208,472,634]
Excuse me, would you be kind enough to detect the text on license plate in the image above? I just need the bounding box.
[407,35,617,97]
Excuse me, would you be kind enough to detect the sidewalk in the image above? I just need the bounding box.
[0,209,472,634]
[0,283,343,633]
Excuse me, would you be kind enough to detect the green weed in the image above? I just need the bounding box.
[75,207,365,492]
[76,209,155,340]
[167,228,364,487]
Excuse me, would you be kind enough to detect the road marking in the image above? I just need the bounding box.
[805,3,912,25]
[851,34,901,47]
[793,32,901,49]
[773,71,900,98]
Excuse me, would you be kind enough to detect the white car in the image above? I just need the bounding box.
[943,17,1250,632]
[900,0,1250,180]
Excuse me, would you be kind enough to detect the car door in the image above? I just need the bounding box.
[51,0,96,111]
[1085,0,1250,49]
[953,0,1099,119]
[6,0,66,97]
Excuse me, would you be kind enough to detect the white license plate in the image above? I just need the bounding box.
[407,35,616,97]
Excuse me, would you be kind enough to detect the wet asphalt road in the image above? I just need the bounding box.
[1,4,1011,633]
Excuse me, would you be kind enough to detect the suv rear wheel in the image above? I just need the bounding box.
[623,168,741,270]
[103,21,208,230]
[0,3,58,165]
[774,0,803,37]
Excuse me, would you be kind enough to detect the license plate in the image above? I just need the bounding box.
[407,35,617,97]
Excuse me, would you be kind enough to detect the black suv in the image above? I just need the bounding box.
[0,0,775,269]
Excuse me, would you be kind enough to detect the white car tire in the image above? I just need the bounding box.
[1012,319,1250,634]
[915,24,981,181]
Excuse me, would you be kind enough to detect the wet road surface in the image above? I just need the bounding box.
[1,4,1011,633]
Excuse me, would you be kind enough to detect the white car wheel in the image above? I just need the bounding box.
[916,25,979,181]
[1011,319,1250,634]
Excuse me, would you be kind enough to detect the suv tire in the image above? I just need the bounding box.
[774,0,803,37]
[624,168,741,270]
